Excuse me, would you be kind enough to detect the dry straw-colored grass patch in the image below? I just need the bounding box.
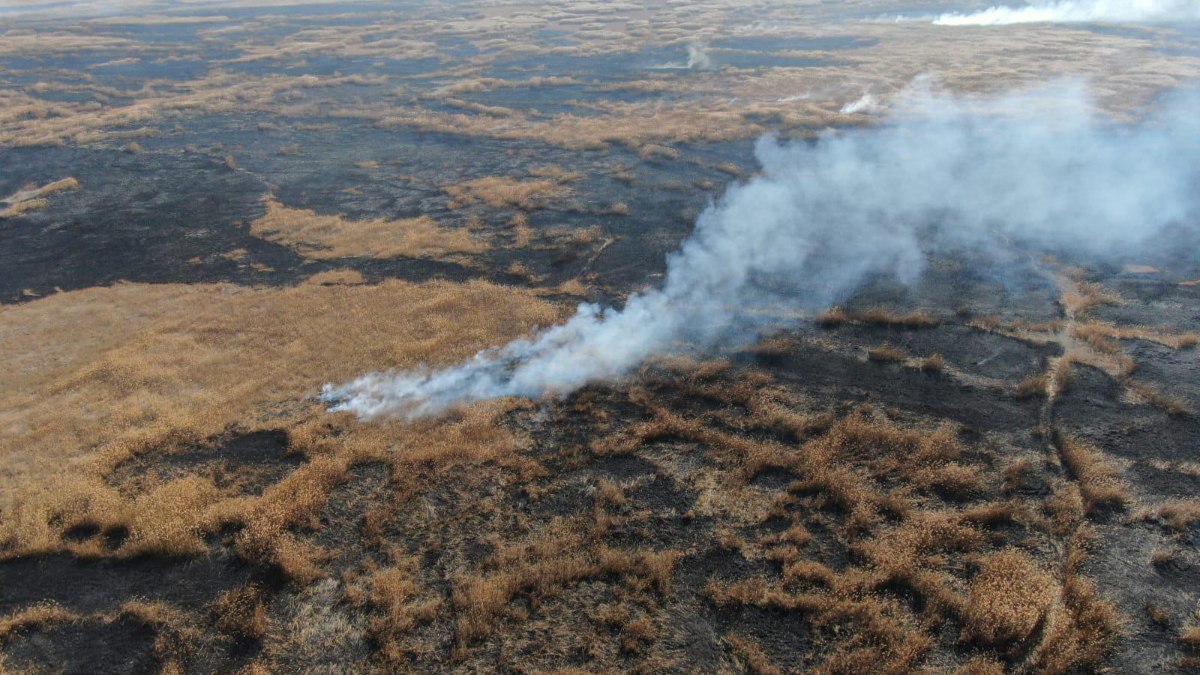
[816,306,940,329]
[1058,435,1129,514]
[250,198,485,260]
[443,176,571,211]
[1060,280,1122,318]
[963,548,1055,646]
[0,278,563,558]
[0,177,79,218]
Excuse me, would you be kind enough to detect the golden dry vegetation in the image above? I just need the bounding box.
[0,177,79,218]
[0,278,564,556]
[249,198,486,261]
[443,175,573,211]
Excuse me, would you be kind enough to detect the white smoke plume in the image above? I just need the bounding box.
[686,43,714,70]
[840,93,883,114]
[323,81,1200,420]
[934,0,1200,25]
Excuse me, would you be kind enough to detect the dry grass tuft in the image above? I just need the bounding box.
[963,548,1055,646]
[1061,281,1122,318]
[1181,624,1200,650]
[855,307,941,328]
[814,307,848,328]
[726,633,782,675]
[450,521,681,650]
[444,176,570,211]
[816,306,939,329]
[0,602,78,642]
[956,656,1006,675]
[366,558,443,640]
[1014,372,1049,399]
[1127,382,1193,417]
[250,197,484,260]
[1145,601,1172,628]
[1029,554,1121,672]
[1148,460,1200,478]
[213,585,269,639]
[1142,499,1200,533]
[124,475,222,556]
[1057,436,1128,514]
[0,177,79,218]
[304,269,367,286]
[867,344,906,363]
[918,353,945,374]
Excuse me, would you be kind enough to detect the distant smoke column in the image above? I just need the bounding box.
[323,84,1200,420]
[933,0,1200,25]
[686,43,713,70]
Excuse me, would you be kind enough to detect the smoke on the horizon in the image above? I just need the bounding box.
[933,0,1200,25]
[322,81,1200,420]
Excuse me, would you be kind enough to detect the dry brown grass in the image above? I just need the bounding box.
[956,656,1006,675]
[365,558,442,640]
[0,197,48,218]
[917,353,945,374]
[1181,624,1200,650]
[1028,535,1121,673]
[1060,281,1122,318]
[1014,372,1049,399]
[0,279,563,558]
[726,633,782,675]
[1147,460,1200,478]
[962,548,1055,646]
[1057,436,1129,514]
[1145,601,1173,628]
[600,384,1122,672]
[817,306,940,329]
[212,585,269,640]
[1141,499,1200,533]
[250,198,485,260]
[119,599,204,665]
[0,176,79,218]
[0,602,77,642]
[450,522,681,650]
[867,344,906,363]
[304,269,367,286]
[1127,381,1193,416]
[855,307,941,328]
[443,176,570,211]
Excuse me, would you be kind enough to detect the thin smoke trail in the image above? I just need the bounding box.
[933,0,1200,25]
[322,81,1200,420]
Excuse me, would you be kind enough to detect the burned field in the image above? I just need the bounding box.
[4,1,1200,673]
[4,260,1200,673]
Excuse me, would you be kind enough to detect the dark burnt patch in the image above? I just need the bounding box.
[593,454,658,480]
[0,551,251,616]
[708,603,816,670]
[313,461,392,574]
[108,429,304,498]
[2,616,157,675]
[754,338,1043,434]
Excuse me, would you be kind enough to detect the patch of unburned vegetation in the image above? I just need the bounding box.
[250,198,485,260]
[443,176,572,211]
[0,177,79,219]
